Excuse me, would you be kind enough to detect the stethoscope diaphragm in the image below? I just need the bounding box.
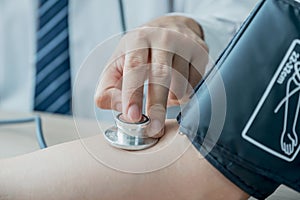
[104,113,158,150]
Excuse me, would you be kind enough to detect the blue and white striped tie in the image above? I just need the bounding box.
[34,0,71,115]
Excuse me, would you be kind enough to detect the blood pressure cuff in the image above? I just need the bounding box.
[177,0,300,199]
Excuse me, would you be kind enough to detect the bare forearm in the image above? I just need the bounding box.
[0,120,249,200]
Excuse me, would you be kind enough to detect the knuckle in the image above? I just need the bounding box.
[126,54,145,68]
[152,54,163,64]
[134,29,147,40]
[124,30,148,49]
[151,64,171,78]
[159,32,170,45]
[152,50,172,65]
[125,29,146,40]
[123,85,144,99]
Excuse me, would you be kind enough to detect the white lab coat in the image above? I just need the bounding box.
[0,0,258,118]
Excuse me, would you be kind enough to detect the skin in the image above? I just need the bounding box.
[0,120,249,200]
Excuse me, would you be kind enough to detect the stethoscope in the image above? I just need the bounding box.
[104,0,153,151]
[118,0,127,33]
[104,113,158,150]
[104,0,175,150]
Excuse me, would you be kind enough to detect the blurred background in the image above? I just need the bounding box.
[0,0,257,119]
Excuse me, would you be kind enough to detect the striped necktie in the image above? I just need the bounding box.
[34,0,72,115]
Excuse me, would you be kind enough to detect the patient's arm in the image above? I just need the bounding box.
[0,120,248,200]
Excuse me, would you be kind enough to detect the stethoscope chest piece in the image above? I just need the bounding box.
[104,113,158,150]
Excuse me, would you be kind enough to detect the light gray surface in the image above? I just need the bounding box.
[0,111,97,158]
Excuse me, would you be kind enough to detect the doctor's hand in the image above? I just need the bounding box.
[95,15,209,138]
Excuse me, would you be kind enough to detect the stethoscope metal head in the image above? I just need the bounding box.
[104,113,158,150]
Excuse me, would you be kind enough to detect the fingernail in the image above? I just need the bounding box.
[148,119,162,137]
[128,104,141,122]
